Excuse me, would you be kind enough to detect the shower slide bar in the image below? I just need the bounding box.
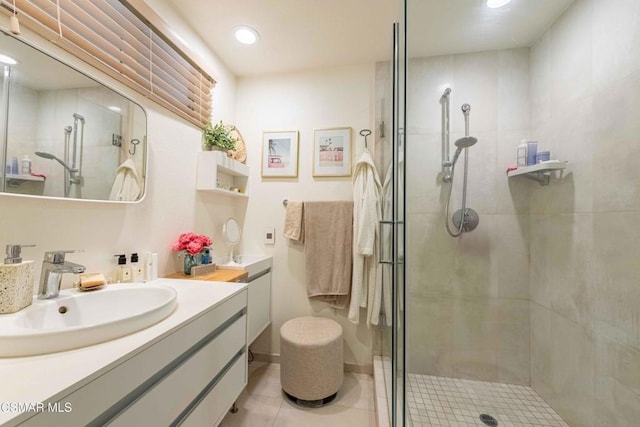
[440,88,453,182]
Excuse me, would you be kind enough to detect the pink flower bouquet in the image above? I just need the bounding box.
[172,232,213,255]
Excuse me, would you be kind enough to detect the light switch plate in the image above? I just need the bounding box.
[265,227,275,245]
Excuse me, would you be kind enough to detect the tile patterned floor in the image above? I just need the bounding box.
[407,373,569,427]
[219,362,376,427]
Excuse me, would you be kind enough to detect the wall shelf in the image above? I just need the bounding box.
[196,151,249,196]
[507,160,567,186]
[4,173,45,183]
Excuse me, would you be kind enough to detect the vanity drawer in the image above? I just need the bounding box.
[179,351,247,427]
[107,314,247,426]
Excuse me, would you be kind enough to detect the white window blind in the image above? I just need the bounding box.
[1,0,215,128]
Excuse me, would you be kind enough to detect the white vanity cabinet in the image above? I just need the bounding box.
[246,268,272,344]
[10,284,248,427]
[229,256,272,346]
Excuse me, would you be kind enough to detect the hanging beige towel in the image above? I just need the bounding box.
[284,200,304,243]
[304,201,353,309]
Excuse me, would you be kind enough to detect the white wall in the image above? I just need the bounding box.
[529,0,640,425]
[404,48,531,384]
[235,64,377,368]
[0,13,240,289]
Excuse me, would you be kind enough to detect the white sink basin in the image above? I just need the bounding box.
[0,283,177,357]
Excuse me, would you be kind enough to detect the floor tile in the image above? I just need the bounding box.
[219,392,283,427]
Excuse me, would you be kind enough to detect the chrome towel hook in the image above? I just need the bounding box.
[359,129,372,148]
[129,138,140,156]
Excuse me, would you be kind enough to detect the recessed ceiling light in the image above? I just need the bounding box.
[234,26,259,45]
[487,0,511,8]
[0,53,18,65]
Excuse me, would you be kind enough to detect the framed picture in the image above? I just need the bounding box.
[261,130,299,178]
[313,127,352,177]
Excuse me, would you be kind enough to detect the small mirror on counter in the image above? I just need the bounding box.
[0,31,147,202]
[222,217,241,265]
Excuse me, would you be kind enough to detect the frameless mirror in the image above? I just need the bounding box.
[222,217,241,262]
[0,31,147,202]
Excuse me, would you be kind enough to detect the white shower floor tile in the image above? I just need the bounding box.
[407,373,569,427]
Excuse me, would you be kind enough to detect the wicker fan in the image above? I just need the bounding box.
[227,125,247,164]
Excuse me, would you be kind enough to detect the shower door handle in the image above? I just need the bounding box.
[379,220,394,264]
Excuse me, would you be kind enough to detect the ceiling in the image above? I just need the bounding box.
[167,0,574,77]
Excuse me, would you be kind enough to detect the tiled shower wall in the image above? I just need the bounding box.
[528,0,640,426]
[404,47,532,385]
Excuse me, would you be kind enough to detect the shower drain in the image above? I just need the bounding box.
[479,413,498,426]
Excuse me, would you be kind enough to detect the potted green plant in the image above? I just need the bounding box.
[202,121,237,152]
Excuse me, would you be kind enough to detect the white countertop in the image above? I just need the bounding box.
[0,278,247,426]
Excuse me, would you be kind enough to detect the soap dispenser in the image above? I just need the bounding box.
[130,253,144,282]
[113,254,131,283]
[0,244,36,314]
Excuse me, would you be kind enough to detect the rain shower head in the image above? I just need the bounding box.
[454,136,478,149]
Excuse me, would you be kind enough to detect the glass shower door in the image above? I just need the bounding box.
[390,18,407,427]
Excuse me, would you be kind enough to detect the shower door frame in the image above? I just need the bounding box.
[390,11,407,427]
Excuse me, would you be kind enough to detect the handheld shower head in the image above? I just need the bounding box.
[455,136,478,149]
[450,136,478,167]
[35,151,77,173]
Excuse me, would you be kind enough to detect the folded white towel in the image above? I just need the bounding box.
[283,201,304,243]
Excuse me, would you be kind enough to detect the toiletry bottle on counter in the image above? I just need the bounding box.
[144,252,158,282]
[0,244,36,314]
[114,254,131,283]
[131,253,144,282]
[517,141,527,167]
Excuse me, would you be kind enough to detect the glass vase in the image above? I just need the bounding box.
[183,253,199,275]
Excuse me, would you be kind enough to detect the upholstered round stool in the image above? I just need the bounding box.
[280,316,343,405]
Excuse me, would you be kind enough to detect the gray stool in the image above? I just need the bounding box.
[280,316,343,405]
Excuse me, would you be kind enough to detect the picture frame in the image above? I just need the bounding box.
[313,127,352,177]
[261,130,299,178]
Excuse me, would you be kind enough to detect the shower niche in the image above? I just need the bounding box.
[507,160,568,185]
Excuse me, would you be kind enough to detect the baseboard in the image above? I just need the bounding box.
[250,351,373,375]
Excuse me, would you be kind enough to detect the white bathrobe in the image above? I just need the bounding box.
[349,149,382,325]
[109,159,142,201]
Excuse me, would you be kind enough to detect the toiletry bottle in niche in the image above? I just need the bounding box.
[10,157,18,175]
[517,141,527,167]
[21,155,32,174]
[526,141,538,166]
[130,253,144,282]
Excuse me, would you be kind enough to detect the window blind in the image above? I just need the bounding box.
[1,0,215,128]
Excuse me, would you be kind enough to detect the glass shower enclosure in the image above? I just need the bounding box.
[381,0,640,426]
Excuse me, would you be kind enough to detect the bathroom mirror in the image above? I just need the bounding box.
[222,218,241,262]
[0,31,147,202]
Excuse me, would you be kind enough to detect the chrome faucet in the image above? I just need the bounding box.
[38,250,86,299]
